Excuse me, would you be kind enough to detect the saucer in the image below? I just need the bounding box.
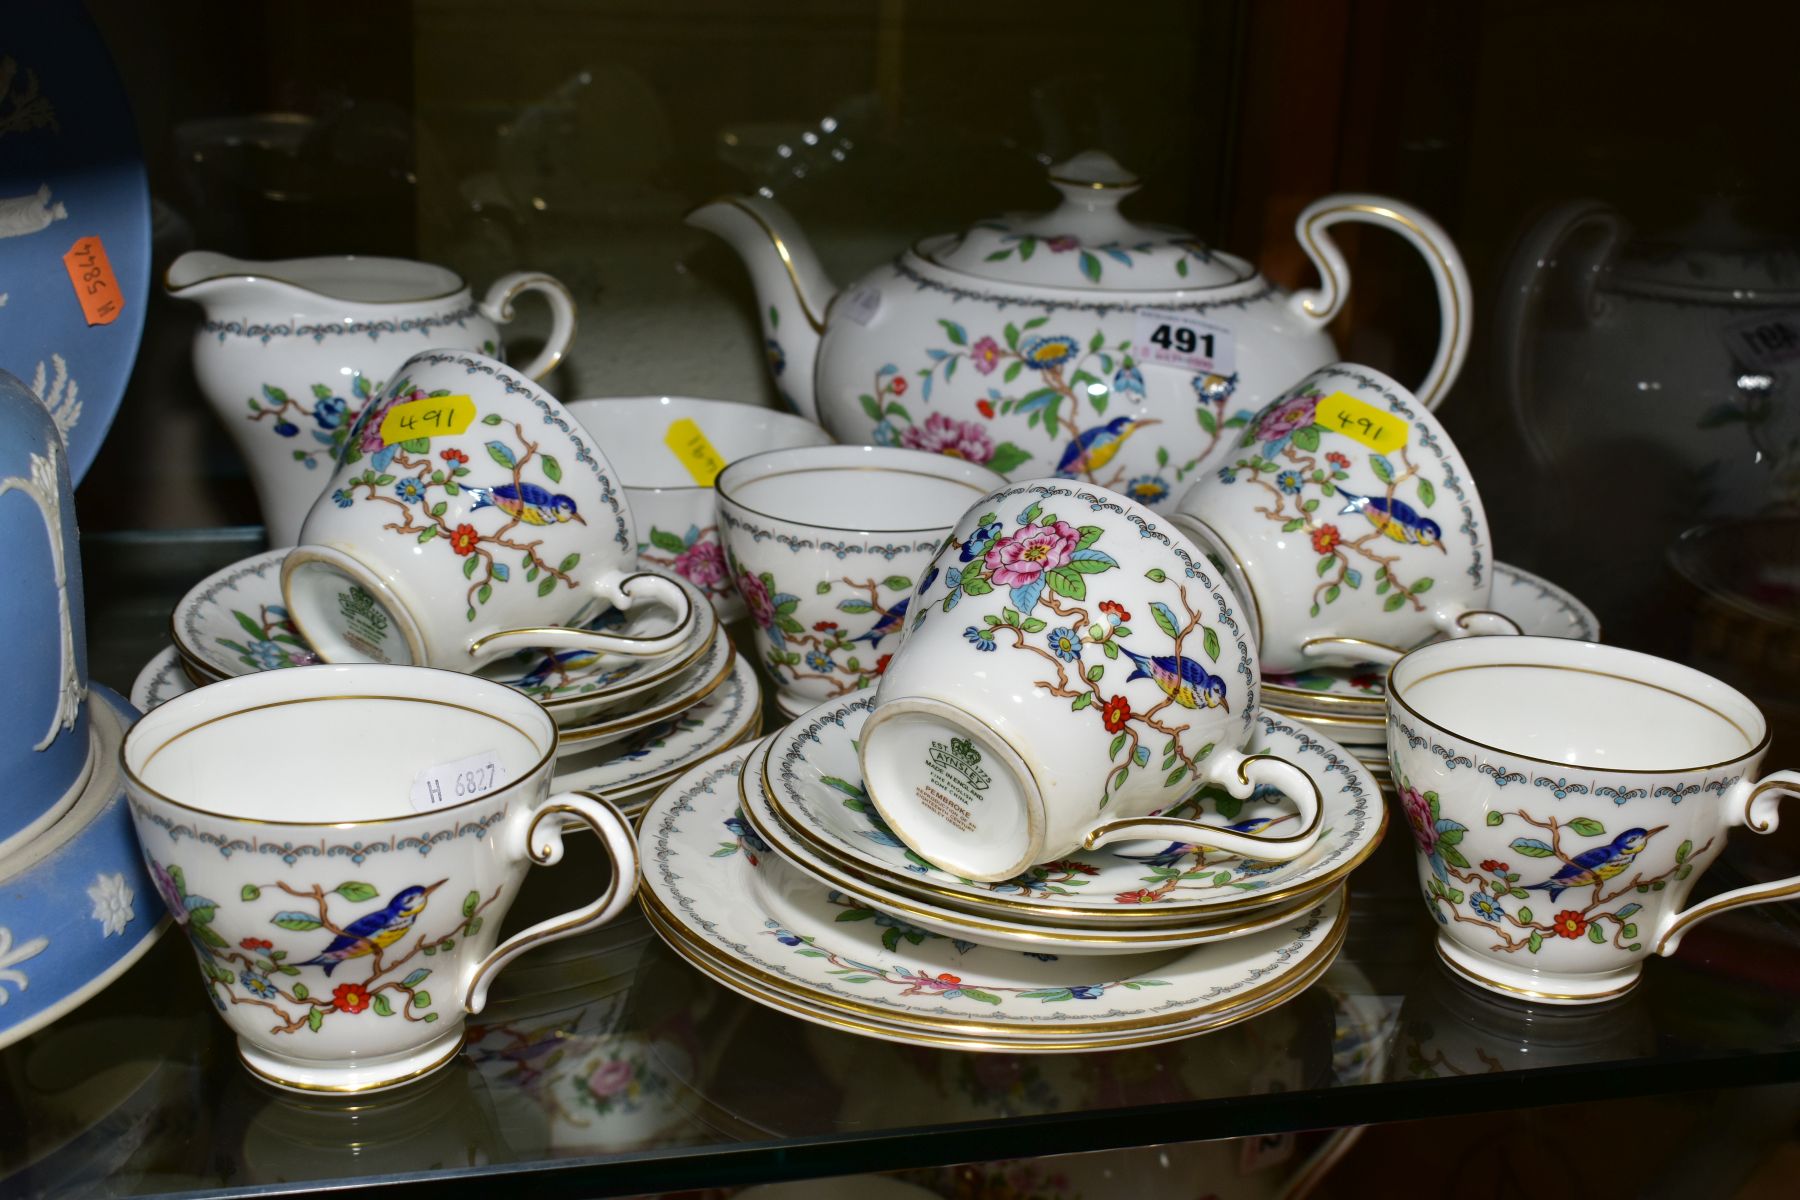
[555,626,737,748]
[737,736,1332,955]
[1265,705,1388,748]
[171,549,717,723]
[1262,561,1598,715]
[129,647,192,712]
[641,745,1349,1048]
[553,653,762,807]
[763,692,1385,927]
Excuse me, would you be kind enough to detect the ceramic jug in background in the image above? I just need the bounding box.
[166,252,576,546]
[690,149,1471,510]
[1495,198,1800,519]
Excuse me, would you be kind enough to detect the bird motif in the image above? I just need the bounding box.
[1335,487,1445,551]
[469,482,584,526]
[517,647,601,688]
[1527,826,1666,901]
[852,596,911,647]
[296,880,445,976]
[1117,645,1229,711]
[1055,416,1160,477]
[1116,816,1282,868]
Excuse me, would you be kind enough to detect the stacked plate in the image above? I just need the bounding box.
[135,548,762,814]
[1260,561,1599,788]
[637,689,1387,1053]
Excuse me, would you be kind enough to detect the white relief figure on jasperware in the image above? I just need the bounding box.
[0,926,49,1004]
[30,353,79,438]
[0,55,58,139]
[0,183,67,239]
[0,439,84,749]
[87,872,134,937]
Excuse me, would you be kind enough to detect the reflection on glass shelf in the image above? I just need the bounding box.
[4,826,1798,1198]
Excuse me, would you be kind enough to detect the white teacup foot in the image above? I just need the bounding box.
[237,1027,467,1095]
[1435,935,1642,1006]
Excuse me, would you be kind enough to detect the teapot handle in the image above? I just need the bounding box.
[479,271,578,381]
[1288,195,1472,410]
[1491,201,1626,470]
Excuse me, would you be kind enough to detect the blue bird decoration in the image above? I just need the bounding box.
[1527,826,1666,901]
[1117,817,1281,868]
[852,596,911,647]
[1055,416,1160,477]
[297,880,445,975]
[1335,487,1445,551]
[1118,645,1229,711]
[469,482,585,526]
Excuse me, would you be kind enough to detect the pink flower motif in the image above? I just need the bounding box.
[985,521,1081,588]
[672,539,726,590]
[149,861,189,926]
[1400,786,1437,856]
[357,387,425,451]
[1253,389,1323,444]
[971,336,1002,374]
[1046,236,1079,252]
[585,1058,635,1098]
[901,412,995,464]
[736,570,775,628]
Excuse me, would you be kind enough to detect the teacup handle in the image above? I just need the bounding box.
[1654,770,1800,957]
[468,569,695,660]
[1300,606,1522,667]
[462,789,639,1014]
[1078,749,1325,862]
[479,271,577,381]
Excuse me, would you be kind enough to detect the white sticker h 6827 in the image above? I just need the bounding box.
[410,751,508,813]
[1132,308,1235,375]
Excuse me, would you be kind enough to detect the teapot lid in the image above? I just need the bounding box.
[917,150,1253,292]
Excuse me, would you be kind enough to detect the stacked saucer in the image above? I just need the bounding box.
[141,546,760,815]
[1260,561,1599,787]
[637,690,1386,1052]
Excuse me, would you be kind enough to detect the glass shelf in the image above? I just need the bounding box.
[5,530,1798,1199]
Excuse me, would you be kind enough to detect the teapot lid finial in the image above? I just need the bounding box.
[914,149,1252,293]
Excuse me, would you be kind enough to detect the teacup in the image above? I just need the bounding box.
[282,349,693,670]
[1388,635,1800,1004]
[121,663,641,1093]
[1170,363,1516,673]
[567,396,833,620]
[859,478,1326,882]
[715,445,1004,714]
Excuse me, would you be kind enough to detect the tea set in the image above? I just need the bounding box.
[3,149,1795,1100]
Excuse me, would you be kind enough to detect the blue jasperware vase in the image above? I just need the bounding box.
[0,368,91,856]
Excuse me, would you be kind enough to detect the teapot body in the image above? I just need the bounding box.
[806,254,1337,507]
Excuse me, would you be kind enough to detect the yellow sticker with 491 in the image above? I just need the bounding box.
[1314,392,1408,454]
[379,394,476,446]
[665,418,728,486]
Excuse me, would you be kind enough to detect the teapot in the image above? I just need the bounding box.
[690,150,1470,508]
[167,252,575,546]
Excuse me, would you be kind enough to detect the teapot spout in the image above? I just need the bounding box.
[687,196,834,424]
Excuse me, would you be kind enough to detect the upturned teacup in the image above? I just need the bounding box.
[122,663,641,1093]
[1388,635,1800,1004]
[282,349,693,670]
[567,396,833,621]
[1171,363,1516,673]
[858,478,1326,882]
[715,445,1004,715]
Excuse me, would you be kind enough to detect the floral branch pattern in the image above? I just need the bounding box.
[150,856,499,1035]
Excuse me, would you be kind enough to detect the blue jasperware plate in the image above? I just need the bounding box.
[0,3,151,483]
[0,687,165,1050]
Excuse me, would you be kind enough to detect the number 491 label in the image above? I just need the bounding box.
[1132,308,1235,375]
